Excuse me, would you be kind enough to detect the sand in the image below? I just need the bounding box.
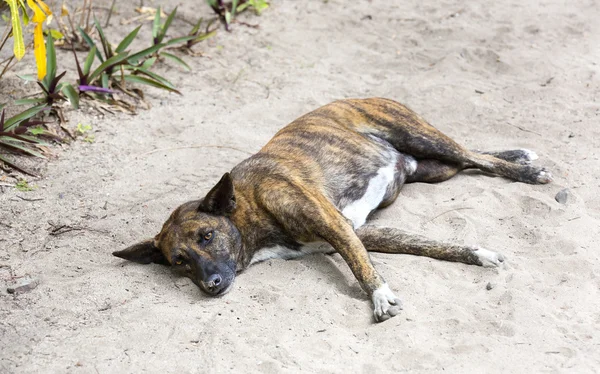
[1,0,599,372]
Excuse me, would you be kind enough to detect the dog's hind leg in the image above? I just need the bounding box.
[406,149,540,183]
[356,225,505,267]
[334,98,552,184]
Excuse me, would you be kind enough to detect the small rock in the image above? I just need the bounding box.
[486,282,495,290]
[7,276,39,294]
[555,188,570,204]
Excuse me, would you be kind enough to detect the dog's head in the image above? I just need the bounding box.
[113,173,242,296]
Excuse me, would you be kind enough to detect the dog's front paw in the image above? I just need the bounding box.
[372,284,403,322]
[473,247,505,267]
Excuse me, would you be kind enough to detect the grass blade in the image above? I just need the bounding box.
[157,7,177,44]
[232,0,239,18]
[123,75,181,94]
[161,52,190,71]
[190,18,203,35]
[42,33,57,89]
[0,139,46,158]
[4,105,48,132]
[94,17,113,59]
[165,35,196,47]
[14,98,46,105]
[83,45,97,76]
[141,56,157,69]
[88,52,131,83]
[17,74,37,82]
[101,72,109,89]
[190,30,217,45]
[131,68,176,89]
[115,25,141,53]
[61,83,80,109]
[79,27,104,62]
[152,6,161,42]
[0,131,39,143]
[127,44,164,65]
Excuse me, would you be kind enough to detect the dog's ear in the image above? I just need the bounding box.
[199,172,236,215]
[113,238,170,266]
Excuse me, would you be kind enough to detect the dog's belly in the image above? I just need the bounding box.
[250,242,334,265]
[340,158,397,229]
[332,138,417,229]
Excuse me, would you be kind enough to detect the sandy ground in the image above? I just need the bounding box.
[1,0,599,372]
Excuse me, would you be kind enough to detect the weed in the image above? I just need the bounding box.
[15,179,36,191]
[0,106,49,176]
[76,123,92,135]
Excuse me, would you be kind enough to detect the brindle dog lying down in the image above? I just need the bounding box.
[114,98,552,322]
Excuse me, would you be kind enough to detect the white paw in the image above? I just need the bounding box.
[372,284,403,322]
[520,149,538,162]
[537,169,553,184]
[474,248,506,267]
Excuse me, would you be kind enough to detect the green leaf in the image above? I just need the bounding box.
[225,10,232,26]
[231,0,239,17]
[42,33,57,89]
[126,43,165,65]
[190,17,203,35]
[123,75,181,94]
[4,105,47,132]
[141,56,157,69]
[17,74,37,82]
[191,30,217,44]
[101,72,109,89]
[83,45,97,76]
[131,68,176,89]
[237,3,250,12]
[0,139,46,158]
[14,98,46,105]
[161,52,191,71]
[76,123,92,134]
[116,25,142,53]
[28,126,45,135]
[255,0,269,15]
[62,83,80,109]
[165,35,196,47]
[49,29,64,40]
[157,7,177,44]
[17,135,51,146]
[152,6,161,40]
[88,52,131,83]
[94,17,113,59]
[79,27,104,62]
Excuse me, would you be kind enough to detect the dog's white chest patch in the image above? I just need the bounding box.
[341,161,396,229]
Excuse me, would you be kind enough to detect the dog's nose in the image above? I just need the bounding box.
[204,273,222,293]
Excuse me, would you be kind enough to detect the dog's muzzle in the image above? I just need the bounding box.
[194,259,236,296]
[201,273,224,295]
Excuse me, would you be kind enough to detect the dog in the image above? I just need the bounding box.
[113,98,552,322]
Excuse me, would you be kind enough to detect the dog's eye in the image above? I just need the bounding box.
[203,231,213,241]
[173,255,184,265]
